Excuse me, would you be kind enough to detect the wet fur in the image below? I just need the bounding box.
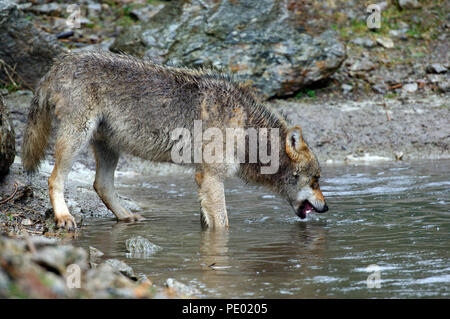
[22,51,327,230]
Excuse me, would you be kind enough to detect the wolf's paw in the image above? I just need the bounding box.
[121,213,144,222]
[55,214,77,231]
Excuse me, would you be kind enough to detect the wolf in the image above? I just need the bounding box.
[22,51,328,230]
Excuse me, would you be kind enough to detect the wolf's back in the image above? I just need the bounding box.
[22,79,53,173]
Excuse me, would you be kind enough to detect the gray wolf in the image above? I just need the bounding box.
[22,51,328,230]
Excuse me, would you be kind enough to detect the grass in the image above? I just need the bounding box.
[295,88,316,100]
[336,2,442,43]
[384,92,398,99]
[0,82,22,93]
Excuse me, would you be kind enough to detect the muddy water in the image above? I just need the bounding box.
[75,160,449,298]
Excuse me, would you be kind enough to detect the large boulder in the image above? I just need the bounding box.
[0,0,65,90]
[111,0,346,98]
[0,95,15,177]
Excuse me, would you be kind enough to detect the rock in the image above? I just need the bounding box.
[350,37,376,48]
[437,80,450,93]
[125,235,162,259]
[389,29,406,38]
[341,84,353,94]
[89,246,104,259]
[166,278,201,297]
[88,246,104,266]
[0,96,15,177]
[87,2,102,18]
[21,218,33,226]
[394,151,404,161]
[402,83,418,93]
[25,2,65,16]
[426,63,447,74]
[375,1,389,11]
[31,245,88,274]
[130,3,165,23]
[398,0,421,9]
[397,21,409,29]
[104,259,136,280]
[0,236,163,298]
[0,0,65,89]
[349,59,376,73]
[376,36,394,48]
[372,84,388,94]
[111,0,346,99]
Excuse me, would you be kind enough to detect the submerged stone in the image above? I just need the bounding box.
[125,235,162,259]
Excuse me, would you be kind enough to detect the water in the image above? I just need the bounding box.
[75,160,450,298]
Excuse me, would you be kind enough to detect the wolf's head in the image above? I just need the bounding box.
[279,126,328,219]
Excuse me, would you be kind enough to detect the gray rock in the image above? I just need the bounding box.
[104,259,136,279]
[372,84,388,94]
[130,4,165,23]
[125,235,162,259]
[166,278,201,297]
[438,80,450,93]
[25,2,65,16]
[398,0,421,9]
[87,2,101,18]
[31,245,88,274]
[376,1,389,11]
[402,83,418,93]
[0,96,15,177]
[426,63,447,74]
[376,36,394,48]
[111,0,346,99]
[341,84,353,94]
[88,246,104,266]
[397,21,409,29]
[350,37,376,48]
[349,59,376,72]
[0,0,65,90]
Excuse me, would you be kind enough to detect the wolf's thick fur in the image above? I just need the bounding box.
[22,51,328,230]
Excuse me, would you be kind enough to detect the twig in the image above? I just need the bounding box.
[0,59,33,90]
[377,101,391,121]
[0,183,18,205]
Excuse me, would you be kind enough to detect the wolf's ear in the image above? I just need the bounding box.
[285,126,307,162]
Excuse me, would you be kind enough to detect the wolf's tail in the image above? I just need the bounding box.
[22,85,53,174]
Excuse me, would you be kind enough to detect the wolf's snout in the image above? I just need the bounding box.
[295,200,328,219]
[317,204,329,213]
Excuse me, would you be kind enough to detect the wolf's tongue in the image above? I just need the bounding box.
[300,201,314,219]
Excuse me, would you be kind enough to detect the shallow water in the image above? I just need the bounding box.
[75,160,450,298]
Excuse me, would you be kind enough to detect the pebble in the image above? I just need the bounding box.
[398,0,421,9]
[426,63,447,74]
[341,84,353,94]
[104,259,136,279]
[125,235,162,259]
[351,37,376,48]
[402,83,418,93]
[376,36,394,49]
[166,278,200,297]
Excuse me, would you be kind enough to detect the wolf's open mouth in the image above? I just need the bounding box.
[297,200,316,219]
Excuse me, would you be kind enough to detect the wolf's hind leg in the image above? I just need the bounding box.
[196,170,229,229]
[92,140,143,222]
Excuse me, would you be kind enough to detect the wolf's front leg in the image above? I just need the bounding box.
[195,171,229,229]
